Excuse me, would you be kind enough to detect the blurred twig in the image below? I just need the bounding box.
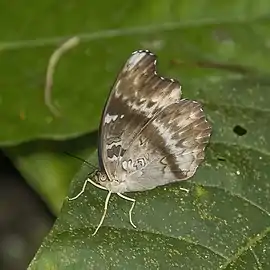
[44,36,80,116]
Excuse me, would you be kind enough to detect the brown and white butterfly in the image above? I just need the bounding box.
[69,50,212,235]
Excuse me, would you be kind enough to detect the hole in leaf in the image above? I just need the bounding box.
[233,125,247,136]
[217,157,226,161]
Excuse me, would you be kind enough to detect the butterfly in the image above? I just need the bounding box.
[69,50,212,235]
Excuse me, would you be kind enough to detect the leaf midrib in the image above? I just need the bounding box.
[50,226,227,260]
[0,15,268,51]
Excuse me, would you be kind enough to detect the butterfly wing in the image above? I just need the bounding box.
[116,99,212,192]
[99,50,182,181]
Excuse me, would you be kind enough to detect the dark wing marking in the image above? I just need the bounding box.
[99,50,182,180]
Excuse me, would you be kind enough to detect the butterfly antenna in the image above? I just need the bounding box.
[64,151,98,170]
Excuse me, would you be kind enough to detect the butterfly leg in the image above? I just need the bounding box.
[68,178,107,201]
[117,193,137,229]
[92,191,112,236]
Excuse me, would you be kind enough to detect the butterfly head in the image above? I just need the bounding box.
[94,170,108,183]
[94,170,127,193]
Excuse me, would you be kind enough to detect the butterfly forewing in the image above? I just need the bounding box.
[99,50,182,181]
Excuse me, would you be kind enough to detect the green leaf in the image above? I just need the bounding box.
[28,68,270,268]
[1,0,269,268]
[29,131,270,269]
[28,64,270,268]
[1,0,270,145]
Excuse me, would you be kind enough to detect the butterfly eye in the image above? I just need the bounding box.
[99,173,107,182]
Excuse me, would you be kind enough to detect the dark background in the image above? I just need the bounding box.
[0,151,54,270]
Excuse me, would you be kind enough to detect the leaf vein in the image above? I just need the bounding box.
[203,100,270,114]
[0,16,266,50]
[220,227,270,269]
[194,184,270,218]
[210,141,270,158]
[52,226,228,260]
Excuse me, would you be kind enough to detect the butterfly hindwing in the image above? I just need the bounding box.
[116,99,211,192]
